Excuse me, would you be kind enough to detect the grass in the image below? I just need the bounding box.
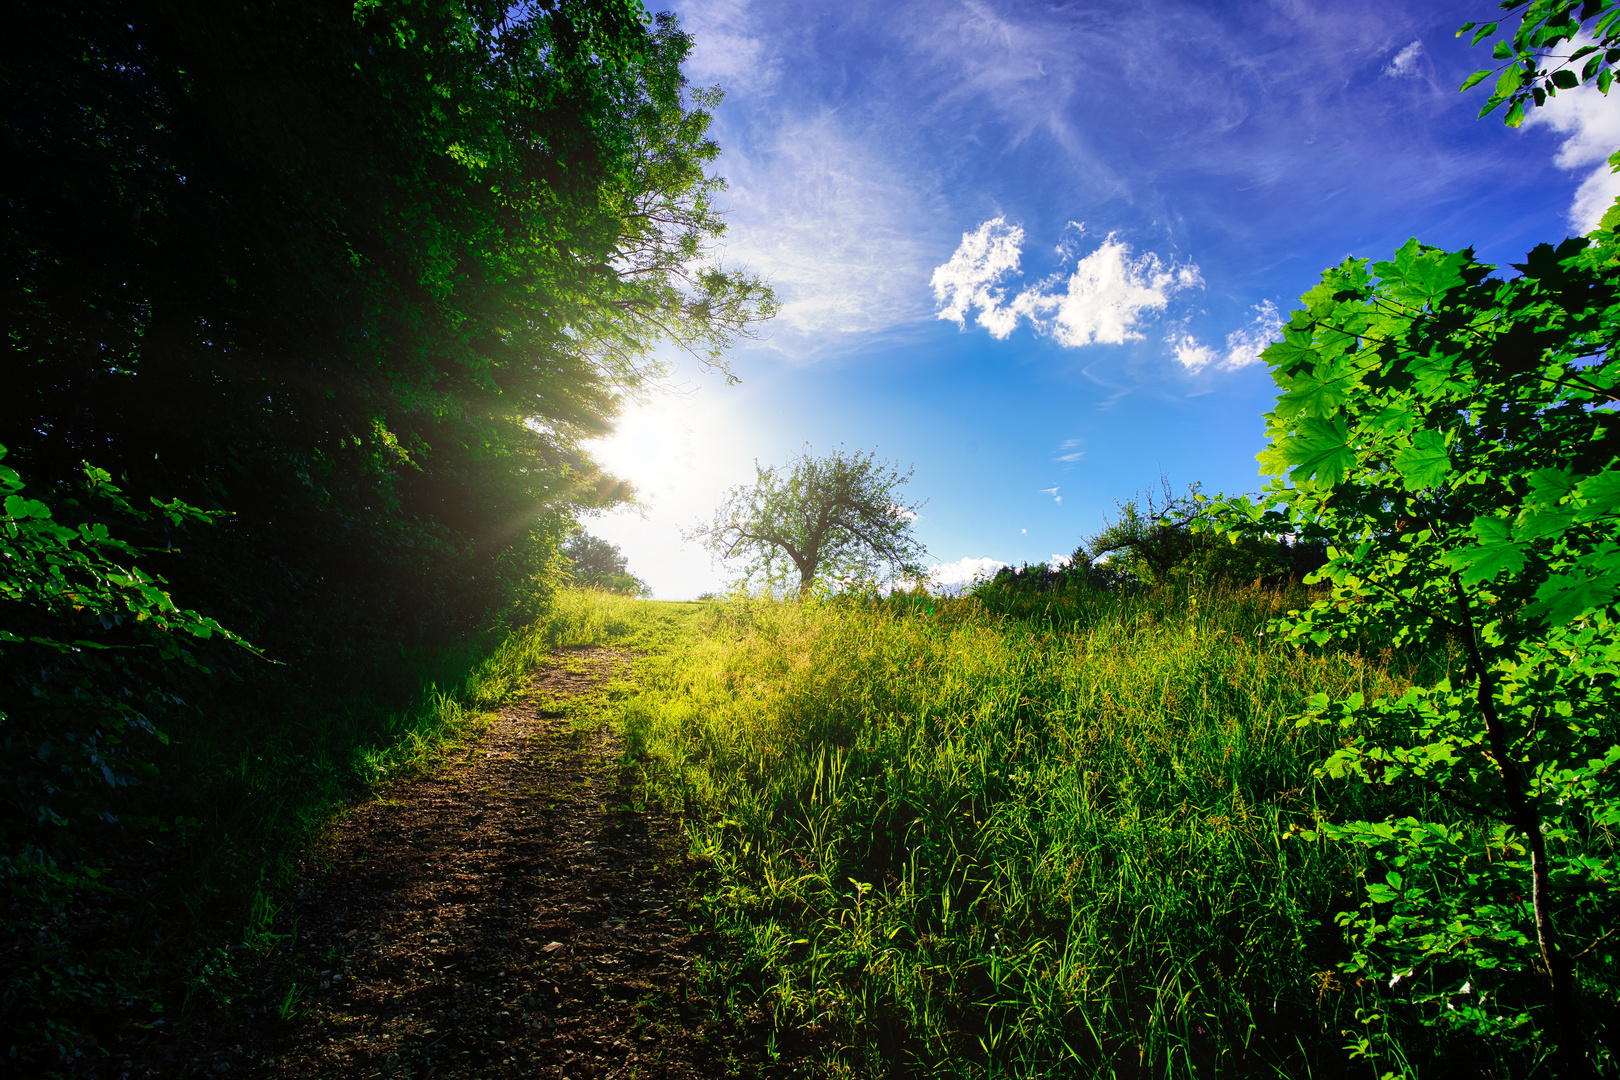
[607,584,1452,1078]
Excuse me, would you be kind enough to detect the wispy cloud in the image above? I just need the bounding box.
[1171,300,1284,375]
[679,0,781,93]
[1054,437,1084,463]
[712,110,947,345]
[1525,80,1620,234]
[674,1,949,349]
[1038,485,1061,503]
[1382,40,1423,78]
[933,219,1202,347]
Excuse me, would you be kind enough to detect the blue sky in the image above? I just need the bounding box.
[587,0,1620,598]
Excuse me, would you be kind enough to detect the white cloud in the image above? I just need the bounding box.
[930,555,1008,592]
[1038,485,1061,503]
[1014,237,1204,347]
[933,220,1201,347]
[1172,300,1284,374]
[1525,80,1620,233]
[1383,40,1423,78]
[1054,437,1083,463]
[1171,334,1218,372]
[1221,300,1285,369]
[931,217,1026,337]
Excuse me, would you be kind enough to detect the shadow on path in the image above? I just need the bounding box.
[236,647,751,1080]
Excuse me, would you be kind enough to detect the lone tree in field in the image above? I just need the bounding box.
[689,446,926,596]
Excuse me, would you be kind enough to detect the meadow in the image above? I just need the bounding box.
[607,584,1478,1078]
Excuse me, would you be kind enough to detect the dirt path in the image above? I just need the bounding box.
[190,647,764,1080]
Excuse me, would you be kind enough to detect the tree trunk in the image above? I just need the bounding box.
[794,553,818,598]
[1451,574,1588,1076]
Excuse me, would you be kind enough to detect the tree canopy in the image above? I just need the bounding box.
[3,0,773,658]
[688,447,927,597]
[1,2,774,1056]
[1217,232,1620,1073]
[563,530,650,596]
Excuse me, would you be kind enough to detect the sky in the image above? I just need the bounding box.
[585,0,1620,599]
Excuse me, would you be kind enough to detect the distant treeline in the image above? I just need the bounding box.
[981,479,1328,596]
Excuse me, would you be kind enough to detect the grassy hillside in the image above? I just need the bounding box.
[610,585,1466,1078]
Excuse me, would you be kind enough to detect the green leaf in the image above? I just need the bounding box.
[1528,467,1575,504]
[1601,68,1615,94]
[1528,563,1620,625]
[1273,354,1367,419]
[1442,517,1527,585]
[1393,430,1452,490]
[1575,470,1620,519]
[1553,69,1580,89]
[1493,40,1515,60]
[4,495,52,520]
[1459,69,1496,92]
[1284,416,1356,487]
[1506,99,1528,127]
[1261,339,1319,376]
[1471,21,1499,46]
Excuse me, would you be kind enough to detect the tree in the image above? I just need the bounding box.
[1062,477,1322,589]
[1082,477,1206,584]
[1459,1,1620,127]
[563,530,650,596]
[0,446,252,842]
[1,0,775,659]
[0,3,775,1059]
[1217,235,1620,1074]
[688,447,927,597]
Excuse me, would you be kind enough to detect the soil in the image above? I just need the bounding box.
[129,646,779,1080]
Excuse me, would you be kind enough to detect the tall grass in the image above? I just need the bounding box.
[615,585,1443,1078]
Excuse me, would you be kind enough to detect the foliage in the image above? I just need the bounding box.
[2,0,772,661]
[1458,1,1620,127]
[0,444,249,845]
[0,0,772,1064]
[0,446,256,1065]
[1215,234,1620,1073]
[1080,477,1324,588]
[611,587,1451,1077]
[562,529,651,596]
[978,556,1141,596]
[1082,477,1208,583]
[977,478,1323,598]
[687,446,927,597]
